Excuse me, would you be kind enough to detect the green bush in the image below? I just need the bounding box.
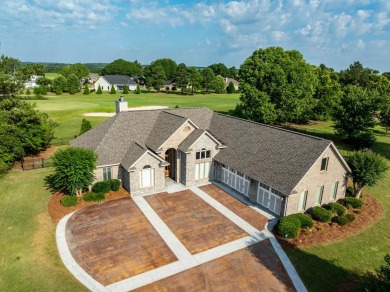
[292,213,314,229]
[326,202,347,216]
[343,197,363,209]
[110,179,121,191]
[346,186,355,197]
[310,206,333,222]
[332,213,356,226]
[83,192,105,202]
[92,181,111,194]
[346,214,356,222]
[61,195,78,207]
[277,216,300,238]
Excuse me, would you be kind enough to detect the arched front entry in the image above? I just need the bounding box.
[164,148,176,180]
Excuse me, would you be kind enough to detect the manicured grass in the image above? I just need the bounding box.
[31,91,240,144]
[286,121,390,291]
[0,168,87,291]
[45,73,59,79]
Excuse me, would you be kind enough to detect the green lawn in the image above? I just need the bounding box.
[32,91,240,144]
[287,121,390,291]
[0,168,87,291]
[45,73,59,80]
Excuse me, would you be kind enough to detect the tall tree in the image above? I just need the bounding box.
[100,59,143,76]
[346,150,388,198]
[52,75,68,93]
[339,61,376,88]
[212,75,226,93]
[21,63,46,79]
[67,74,81,94]
[70,63,90,79]
[144,65,166,91]
[150,58,177,80]
[201,68,215,93]
[312,64,342,120]
[332,85,378,143]
[380,97,390,134]
[228,66,238,79]
[0,55,21,75]
[236,47,318,124]
[208,63,229,77]
[175,63,189,93]
[187,67,202,93]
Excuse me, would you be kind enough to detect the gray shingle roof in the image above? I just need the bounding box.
[71,107,338,195]
[103,75,136,85]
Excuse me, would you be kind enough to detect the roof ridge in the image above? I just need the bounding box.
[160,110,188,119]
[215,113,328,142]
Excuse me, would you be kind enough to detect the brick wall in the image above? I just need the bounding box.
[285,145,349,216]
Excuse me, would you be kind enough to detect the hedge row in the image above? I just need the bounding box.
[326,202,346,216]
[92,179,121,194]
[332,214,356,226]
[277,213,313,239]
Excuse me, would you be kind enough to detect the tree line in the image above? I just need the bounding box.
[234,47,390,149]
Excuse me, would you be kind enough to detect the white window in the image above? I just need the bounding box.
[195,162,210,180]
[103,167,112,180]
[330,181,339,200]
[315,186,324,206]
[321,157,329,171]
[298,191,308,211]
[140,165,154,188]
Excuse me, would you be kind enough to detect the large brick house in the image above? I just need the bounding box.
[71,98,351,217]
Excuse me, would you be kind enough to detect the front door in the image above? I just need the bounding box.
[164,148,176,179]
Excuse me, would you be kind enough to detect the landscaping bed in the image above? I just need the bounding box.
[48,188,130,221]
[275,194,383,248]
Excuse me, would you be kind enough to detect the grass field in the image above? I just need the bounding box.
[287,121,390,291]
[2,94,389,291]
[0,168,87,291]
[31,91,240,144]
[45,73,59,80]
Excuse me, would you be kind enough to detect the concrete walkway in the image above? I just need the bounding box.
[57,184,306,292]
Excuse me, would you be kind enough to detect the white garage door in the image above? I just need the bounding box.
[257,184,282,215]
[221,166,249,196]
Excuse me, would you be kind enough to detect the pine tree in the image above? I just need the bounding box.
[136,84,141,94]
[26,89,31,95]
[79,118,92,135]
[123,84,129,94]
[110,85,116,94]
[83,85,90,95]
[96,85,102,94]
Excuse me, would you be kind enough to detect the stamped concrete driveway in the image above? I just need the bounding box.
[62,184,298,291]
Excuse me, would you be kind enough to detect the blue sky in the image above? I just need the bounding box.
[1,0,389,71]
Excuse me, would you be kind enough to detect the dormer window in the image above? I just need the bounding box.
[321,157,329,171]
[196,149,211,160]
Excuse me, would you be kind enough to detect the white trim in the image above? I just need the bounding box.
[329,142,352,172]
[96,163,120,168]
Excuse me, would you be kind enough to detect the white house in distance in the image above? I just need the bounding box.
[24,75,43,88]
[94,75,137,92]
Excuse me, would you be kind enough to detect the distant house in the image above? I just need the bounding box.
[132,76,146,86]
[71,98,351,217]
[94,75,137,92]
[162,80,176,91]
[24,75,43,89]
[224,78,239,91]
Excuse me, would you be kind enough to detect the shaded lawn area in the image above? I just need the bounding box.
[31,92,240,144]
[0,168,87,291]
[287,120,390,291]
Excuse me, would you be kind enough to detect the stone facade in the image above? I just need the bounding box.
[159,121,196,157]
[285,145,349,216]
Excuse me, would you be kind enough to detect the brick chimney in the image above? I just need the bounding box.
[115,96,128,113]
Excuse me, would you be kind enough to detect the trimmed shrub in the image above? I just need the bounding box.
[332,213,356,226]
[346,214,356,222]
[346,186,355,197]
[277,216,300,238]
[110,179,121,191]
[310,206,333,222]
[292,213,314,229]
[343,197,363,209]
[61,195,78,207]
[83,192,105,202]
[326,202,346,216]
[96,85,103,94]
[92,181,111,194]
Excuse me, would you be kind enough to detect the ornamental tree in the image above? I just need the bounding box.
[83,84,90,95]
[122,84,129,94]
[48,147,97,196]
[96,85,102,94]
[79,118,92,135]
[346,150,388,198]
[110,85,116,94]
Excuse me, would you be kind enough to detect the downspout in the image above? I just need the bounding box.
[283,195,289,217]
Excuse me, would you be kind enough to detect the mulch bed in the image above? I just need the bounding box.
[275,194,384,248]
[48,188,130,222]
